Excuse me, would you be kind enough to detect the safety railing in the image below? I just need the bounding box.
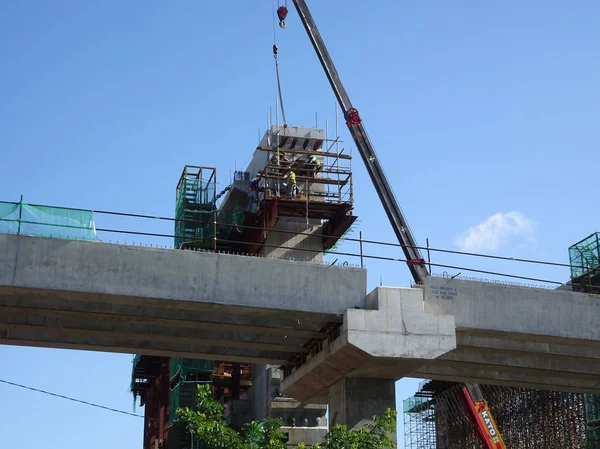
[1,199,596,288]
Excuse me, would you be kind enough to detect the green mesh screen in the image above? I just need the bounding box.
[586,395,600,449]
[0,201,98,240]
[168,358,214,425]
[130,354,142,393]
[169,382,181,425]
[175,175,217,249]
[0,202,19,234]
[325,221,355,254]
[569,233,600,279]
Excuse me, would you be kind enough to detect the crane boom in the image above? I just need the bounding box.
[462,384,507,448]
[292,0,429,284]
[289,3,506,448]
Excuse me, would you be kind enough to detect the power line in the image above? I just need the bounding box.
[3,202,593,283]
[0,379,144,419]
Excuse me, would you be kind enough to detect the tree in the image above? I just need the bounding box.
[299,409,397,449]
[177,384,287,449]
[178,384,397,449]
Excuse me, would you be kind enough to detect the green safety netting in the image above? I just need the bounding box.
[325,221,355,255]
[168,358,214,425]
[569,233,600,279]
[0,202,19,234]
[175,194,246,249]
[0,200,98,240]
[402,395,433,413]
[586,395,600,449]
[175,175,218,249]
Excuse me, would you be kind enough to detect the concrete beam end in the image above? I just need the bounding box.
[281,287,457,402]
[346,286,457,360]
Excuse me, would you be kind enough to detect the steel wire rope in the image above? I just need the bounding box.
[6,205,590,284]
[272,0,287,124]
[0,379,145,419]
[15,205,592,276]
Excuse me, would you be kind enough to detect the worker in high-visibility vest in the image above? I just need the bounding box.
[285,170,297,200]
[308,155,321,177]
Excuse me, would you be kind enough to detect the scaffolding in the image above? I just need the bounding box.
[175,166,217,249]
[569,232,600,293]
[404,381,600,449]
[168,358,214,425]
[255,143,353,210]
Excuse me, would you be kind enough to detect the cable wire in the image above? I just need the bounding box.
[0,379,144,419]
[272,0,287,124]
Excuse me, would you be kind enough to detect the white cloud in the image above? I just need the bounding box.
[455,211,536,253]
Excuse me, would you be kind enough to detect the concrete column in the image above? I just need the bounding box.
[251,364,271,421]
[328,378,396,437]
[232,362,241,400]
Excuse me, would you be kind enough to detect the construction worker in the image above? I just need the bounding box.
[285,170,297,200]
[247,177,259,213]
[308,155,321,177]
[270,151,289,166]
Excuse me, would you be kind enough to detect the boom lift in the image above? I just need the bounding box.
[286,1,507,447]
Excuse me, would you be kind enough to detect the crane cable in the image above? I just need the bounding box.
[273,0,288,125]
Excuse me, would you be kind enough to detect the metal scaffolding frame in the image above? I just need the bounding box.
[404,381,599,449]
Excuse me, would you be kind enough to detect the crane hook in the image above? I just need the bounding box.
[277,6,288,28]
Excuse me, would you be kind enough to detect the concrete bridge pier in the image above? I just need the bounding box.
[328,377,396,432]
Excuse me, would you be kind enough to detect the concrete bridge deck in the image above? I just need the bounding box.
[282,277,600,403]
[0,234,366,364]
[1,233,599,403]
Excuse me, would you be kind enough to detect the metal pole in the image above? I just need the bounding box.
[349,148,353,204]
[335,102,341,202]
[213,213,217,252]
[359,231,364,268]
[17,195,23,235]
[426,238,432,275]
[276,97,280,198]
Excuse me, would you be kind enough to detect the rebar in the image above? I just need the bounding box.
[404,381,600,449]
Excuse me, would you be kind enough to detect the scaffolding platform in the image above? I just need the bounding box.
[209,125,357,254]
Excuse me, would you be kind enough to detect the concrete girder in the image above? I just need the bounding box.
[0,327,293,365]
[0,234,366,315]
[0,291,333,334]
[0,305,314,349]
[412,361,600,394]
[0,234,367,365]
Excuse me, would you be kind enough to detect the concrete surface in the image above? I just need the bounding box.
[280,426,327,448]
[260,218,324,263]
[413,276,600,393]
[0,234,366,363]
[4,231,600,407]
[281,287,456,403]
[282,277,600,405]
[329,377,396,433]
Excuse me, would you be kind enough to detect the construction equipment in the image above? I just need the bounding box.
[290,0,429,284]
[462,384,507,449]
[286,2,507,447]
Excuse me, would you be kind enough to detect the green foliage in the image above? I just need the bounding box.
[177,384,247,449]
[179,384,397,449]
[299,409,397,449]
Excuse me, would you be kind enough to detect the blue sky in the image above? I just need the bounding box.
[1,1,600,448]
